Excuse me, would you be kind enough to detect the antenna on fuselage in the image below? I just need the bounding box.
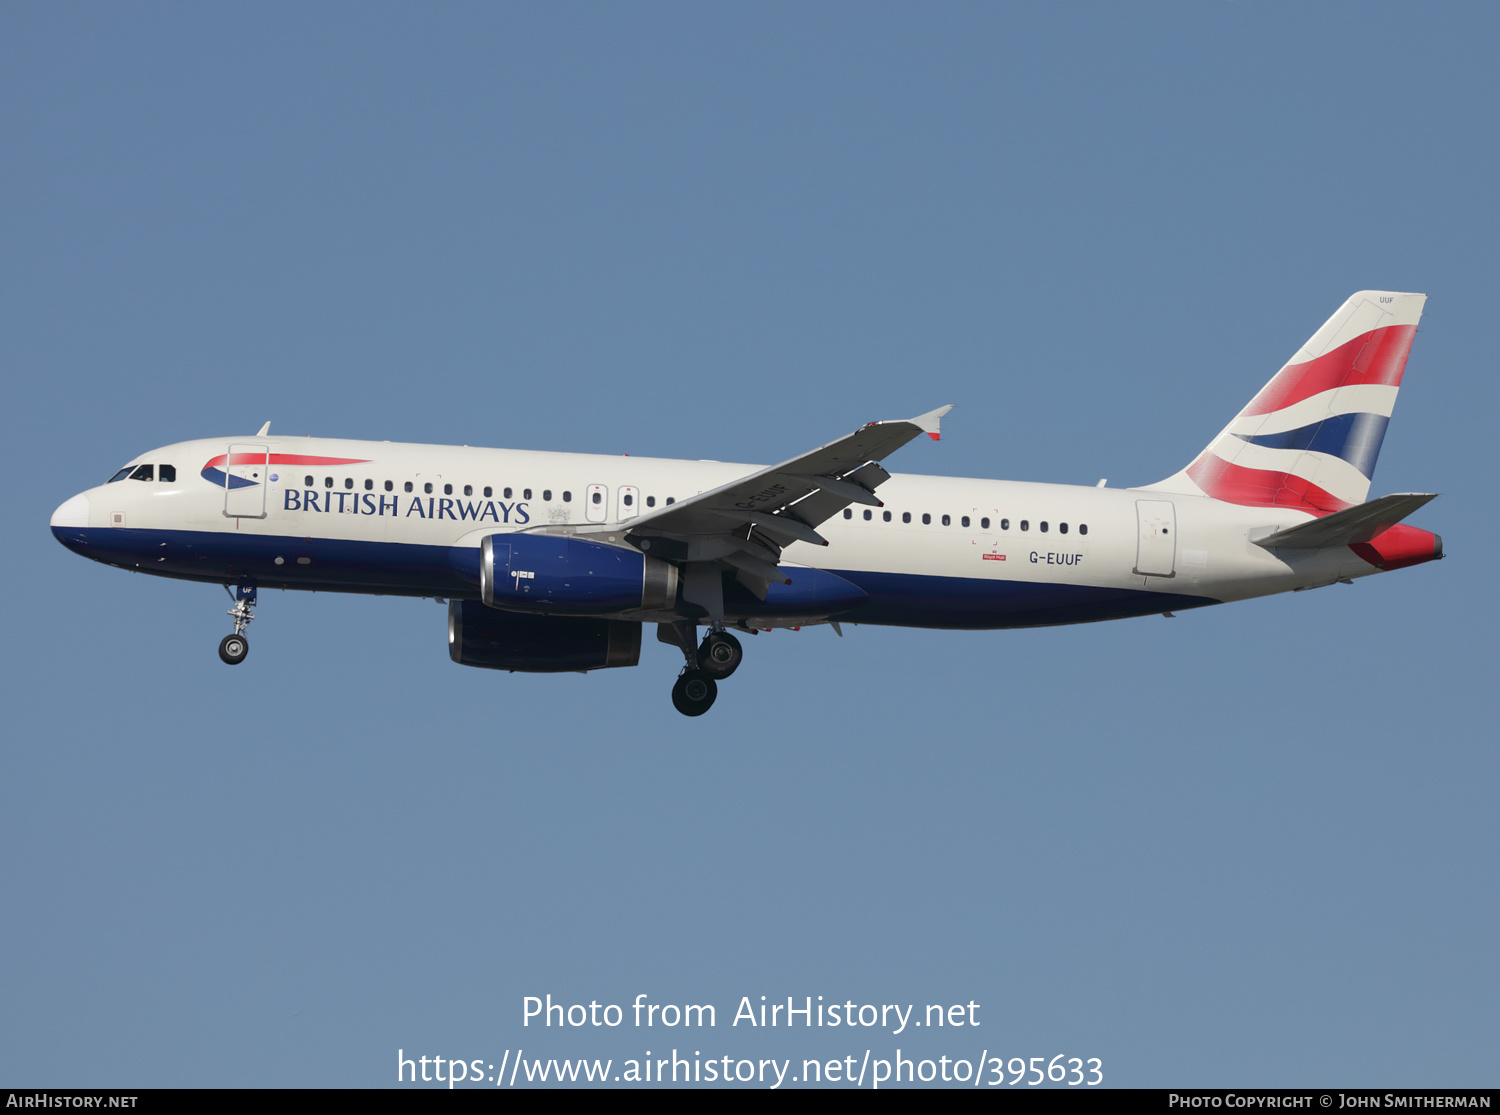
[256,422,271,436]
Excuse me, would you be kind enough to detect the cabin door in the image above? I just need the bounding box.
[223,444,270,519]
[1134,500,1176,577]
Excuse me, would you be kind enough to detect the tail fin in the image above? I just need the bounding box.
[1150,291,1426,513]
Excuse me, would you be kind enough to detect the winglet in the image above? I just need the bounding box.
[912,404,953,441]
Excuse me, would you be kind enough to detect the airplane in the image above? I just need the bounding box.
[50,290,1443,716]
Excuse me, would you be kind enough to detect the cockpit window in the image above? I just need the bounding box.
[129,464,154,482]
[107,467,133,483]
[158,465,176,483]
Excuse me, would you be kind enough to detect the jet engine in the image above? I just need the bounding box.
[448,600,641,672]
[480,533,677,615]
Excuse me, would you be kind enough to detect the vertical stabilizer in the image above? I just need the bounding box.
[1149,291,1426,514]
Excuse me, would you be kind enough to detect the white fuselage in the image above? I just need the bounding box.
[53,434,1368,629]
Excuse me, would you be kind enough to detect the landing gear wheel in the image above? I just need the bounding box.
[218,634,249,665]
[671,669,718,716]
[699,631,742,679]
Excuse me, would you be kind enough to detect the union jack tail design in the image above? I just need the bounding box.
[1152,291,1426,514]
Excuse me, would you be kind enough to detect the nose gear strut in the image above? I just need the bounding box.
[219,584,256,665]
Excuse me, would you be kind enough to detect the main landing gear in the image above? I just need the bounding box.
[699,631,743,679]
[662,623,745,716]
[671,670,717,717]
[218,585,256,665]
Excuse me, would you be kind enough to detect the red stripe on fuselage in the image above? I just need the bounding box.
[1241,324,1416,417]
[1186,454,1353,514]
[203,453,371,469]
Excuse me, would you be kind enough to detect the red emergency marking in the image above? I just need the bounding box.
[982,553,1006,561]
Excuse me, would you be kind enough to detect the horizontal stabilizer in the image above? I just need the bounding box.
[1251,492,1438,550]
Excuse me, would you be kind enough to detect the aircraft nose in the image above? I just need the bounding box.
[51,492,90,528]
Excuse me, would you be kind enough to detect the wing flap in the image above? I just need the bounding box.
[625,407,950,542]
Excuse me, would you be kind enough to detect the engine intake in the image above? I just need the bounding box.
[480,533,677,615]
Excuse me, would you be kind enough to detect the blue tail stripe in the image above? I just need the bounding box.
[1233,412,1389,479]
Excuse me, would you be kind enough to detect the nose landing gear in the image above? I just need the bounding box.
[219,584,256,665]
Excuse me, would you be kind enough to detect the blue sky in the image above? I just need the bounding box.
[2,2,1495,1088]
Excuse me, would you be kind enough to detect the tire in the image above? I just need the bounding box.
[218,634,249,665]
[698,631,743,679]
[671,669,718,716]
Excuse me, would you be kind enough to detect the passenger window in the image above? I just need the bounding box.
[981,517,989,529]
[405,481,413,493]
[882,510,891,522]
[129,465,154,481]
[902,512,911,524]
[623,493,632,506]
[424,483,433,494]
[483,486,492,497]
[386,481,394,492]
[504,487,513,499]
[1020,520,1029,531]
[444,483,452,495]
[646,496,656,508]
[941,514,950,526]
[523,489,532,500]
[364,478,373,491]
[463,485,472,496]
[1059,522,1068,534]
[843,508,853,520]
[325,477,334,488]
[1001,518,1009,530]
[543,490,552,501]
[592,491,603,505]
[961,515,970,528]
[563,491,572,502]
[108,467,133,483]
[305,476,314,487]
[863,509,872,521]
[345,477,354,489]
[1040,521,1049,533]
[666,497,675,505]
[1080,524,1088,536]
[158,465,176,483]
[922,513,931,525]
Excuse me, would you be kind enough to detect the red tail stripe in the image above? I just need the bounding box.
[1241,324,1417,417]
[1186,454,1353,514]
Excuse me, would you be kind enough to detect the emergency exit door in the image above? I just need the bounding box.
[617,486,639,521]
[585,484,608,523]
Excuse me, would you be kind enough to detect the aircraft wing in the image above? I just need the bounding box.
[621,405,951,595]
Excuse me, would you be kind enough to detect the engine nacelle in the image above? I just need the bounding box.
[480,533,677,615]
[448,600,641,672]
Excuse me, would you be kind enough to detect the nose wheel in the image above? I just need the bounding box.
[219,584,256,666]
